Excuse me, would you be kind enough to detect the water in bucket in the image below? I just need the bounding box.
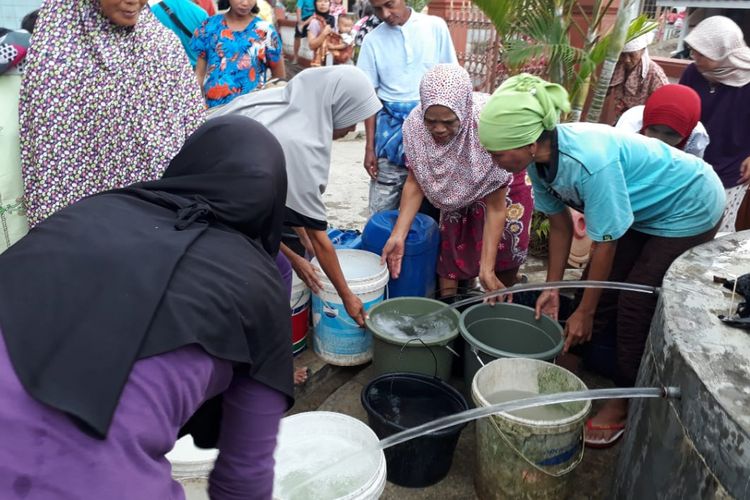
[273,411,386,500]
[274,435,379,500]
[367,309,454,343]
[485,389,575,421]
[285,386,679,498]
[371,280,658,338]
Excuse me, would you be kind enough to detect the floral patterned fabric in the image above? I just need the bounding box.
[403,64,512,212]
[191,15,282,108]
[608,56,668,121]
[438,172,533,279]
[19,1,205,227]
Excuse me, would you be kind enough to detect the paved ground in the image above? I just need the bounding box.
[285,134,624,499]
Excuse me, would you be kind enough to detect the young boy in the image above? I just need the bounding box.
[293,0,316,64]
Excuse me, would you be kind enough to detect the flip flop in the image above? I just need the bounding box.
[584,419,625,449]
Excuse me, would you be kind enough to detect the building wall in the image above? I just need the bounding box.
[0,0,42,30]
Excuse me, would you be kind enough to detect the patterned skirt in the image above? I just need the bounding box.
[437,171,533,280]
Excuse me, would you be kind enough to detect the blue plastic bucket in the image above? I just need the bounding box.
[361,210,439,298]
[312,250,389,366]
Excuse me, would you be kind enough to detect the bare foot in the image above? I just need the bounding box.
[294,366,309,385]
[585,398,628,444]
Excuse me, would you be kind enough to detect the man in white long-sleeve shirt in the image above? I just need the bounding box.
[357,0,457,215]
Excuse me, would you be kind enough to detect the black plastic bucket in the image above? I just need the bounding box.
[361,373,469,488]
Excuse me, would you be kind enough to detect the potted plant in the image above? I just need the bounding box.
[529,210,551,257]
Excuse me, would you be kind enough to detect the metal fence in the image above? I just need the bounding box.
[444,2,547,93]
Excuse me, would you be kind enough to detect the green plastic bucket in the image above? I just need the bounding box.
[365,297,461,380]
[459,303,564,388]
[471,358,591,499]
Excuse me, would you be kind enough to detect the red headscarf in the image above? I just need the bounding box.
[641,84,701,149]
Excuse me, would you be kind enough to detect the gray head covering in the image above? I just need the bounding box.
[211,66,382,222]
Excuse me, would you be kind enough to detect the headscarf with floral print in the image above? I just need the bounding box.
[19,0,205,227]
[403,64,512,212]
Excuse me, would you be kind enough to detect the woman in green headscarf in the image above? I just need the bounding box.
[479,74,725,448]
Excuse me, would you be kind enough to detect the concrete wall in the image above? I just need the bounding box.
[613,232,750,499]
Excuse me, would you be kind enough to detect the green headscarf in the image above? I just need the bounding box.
[479,74,571,151]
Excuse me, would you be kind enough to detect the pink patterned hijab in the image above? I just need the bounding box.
[402,64,511,212]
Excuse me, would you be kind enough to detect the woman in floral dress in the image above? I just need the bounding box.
[381,64,533,297]
[192,0,285,108]
[19,0,205,227]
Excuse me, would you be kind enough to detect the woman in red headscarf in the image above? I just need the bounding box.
[615,84,710,158]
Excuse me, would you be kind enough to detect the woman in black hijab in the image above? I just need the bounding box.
[0,116,293,499]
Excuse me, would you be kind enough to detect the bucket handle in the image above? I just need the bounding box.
[470,346,486,368]
[401,337,439,379]
[487,413,585,478]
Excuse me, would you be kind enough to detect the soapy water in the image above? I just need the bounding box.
[274,434,381,500]
[377,280,658,338]
[369,309,455,342]
[282,386,679,499]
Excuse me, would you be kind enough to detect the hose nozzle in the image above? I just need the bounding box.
[663,386,681,399]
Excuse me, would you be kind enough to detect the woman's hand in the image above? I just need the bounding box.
[290,254,323,294]
[381,236,405,278]
[562,307,594,353]
[322,25,333,36]
[740,155,750,185]
[479,271,508,305]
[342,292,366,326]
[535,289,560,321]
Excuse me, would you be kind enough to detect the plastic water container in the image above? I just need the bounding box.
[273,411,387,500]
[311,250,389,366]
[471,358,590,499]
[459,302,564,388]
[361,373,468,487]
[167,435,218,500]
[290,274,310,355]
[365,297,461,380]
[361,210,439,298]
[327,228,363,249]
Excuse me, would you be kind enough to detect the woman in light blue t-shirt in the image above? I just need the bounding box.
[478,74,725,449]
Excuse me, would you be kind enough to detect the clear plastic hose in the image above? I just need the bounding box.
[445,280,658,312]
[376,386,676,451]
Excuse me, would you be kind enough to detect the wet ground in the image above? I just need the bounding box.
[286,131,625,499]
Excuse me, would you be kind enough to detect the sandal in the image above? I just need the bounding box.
[584,419,625,449]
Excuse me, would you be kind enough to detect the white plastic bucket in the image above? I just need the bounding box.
[311,249,389,366]
[273,411,387,500]
[167,435,218,500]
[291,274,310,355]
[471,358,591,499]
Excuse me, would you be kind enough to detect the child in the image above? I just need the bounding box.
[329,0,347,18]
[328,14,355,65]
[292,0,315,64]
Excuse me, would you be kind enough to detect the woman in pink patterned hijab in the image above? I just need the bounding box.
[382,64,533,297]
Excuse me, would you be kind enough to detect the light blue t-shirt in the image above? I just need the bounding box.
[356,10,457,102]
[529,123,725,241]
[296,0,315,19]
[150,0,208,67]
